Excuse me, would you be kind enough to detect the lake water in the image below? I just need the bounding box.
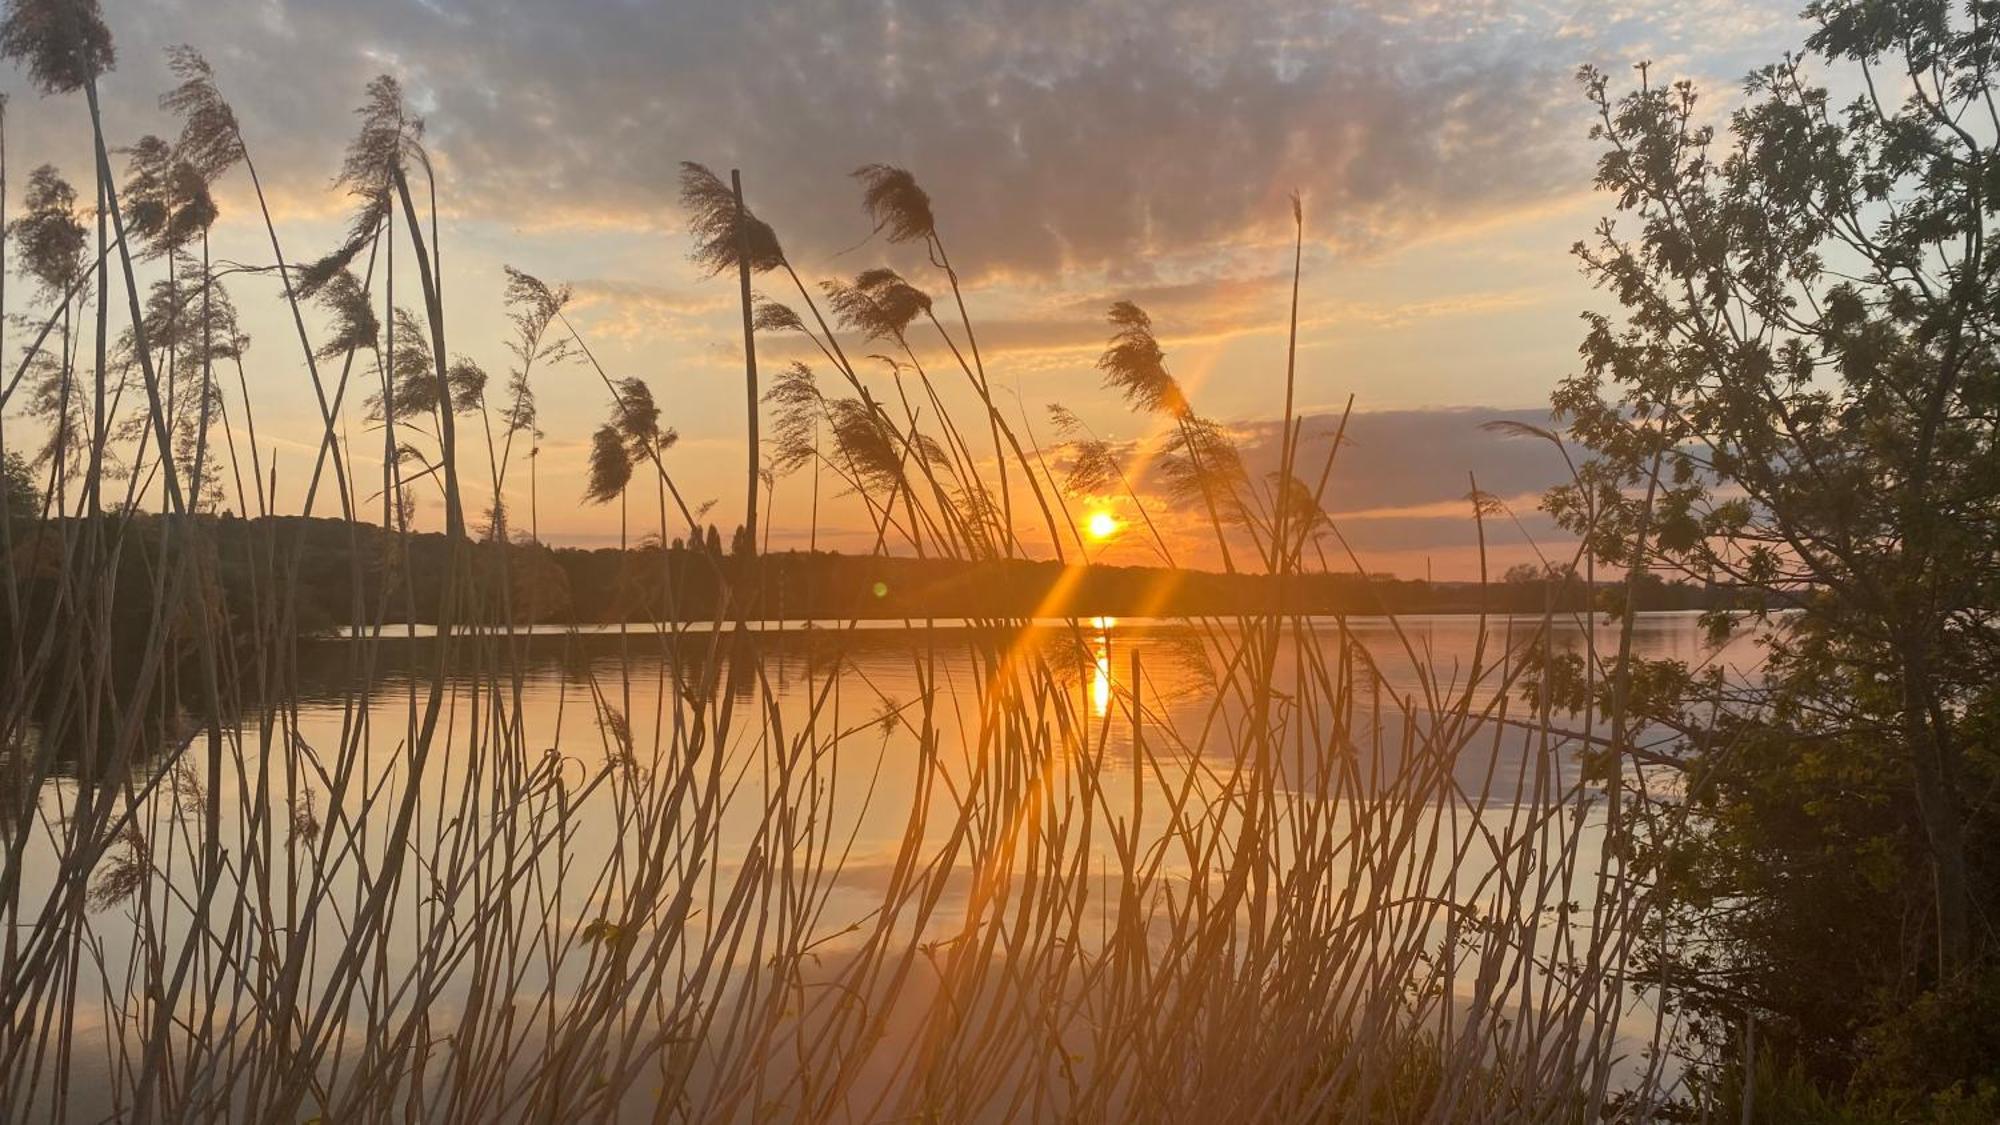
[275,611,1753,905]
[7,611,1758,1118]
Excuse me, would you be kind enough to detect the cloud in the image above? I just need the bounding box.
[0,0,1800,576]
[1051,405,1578,570]
[566,278,732,340]
[10,0,1801,289]
[1323,491,1547,521]
[743,267,1554,389]
[1244,406,1572,553]
[1193,406,1564,506]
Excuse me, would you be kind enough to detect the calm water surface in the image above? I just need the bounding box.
[16,612,1756,1114]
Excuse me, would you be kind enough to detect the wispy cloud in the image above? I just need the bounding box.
[22,0,1802,281]
[1045,405,1577,572]
[567,279,733,340]
[0,0,1803,573]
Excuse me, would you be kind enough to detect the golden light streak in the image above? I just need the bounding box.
[1090,616,1117,717]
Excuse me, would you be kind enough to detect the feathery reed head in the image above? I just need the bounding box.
[1098,300,1188,417]
[499,266,571,436]
[1478,418,1564,445]
[160,45,243,180]
[312,270,380,360]
[825,396,905,494]
[164,160,218,241]
[447,357,488,413]
[823,267,932,341]
[503,265,572,333]
[337,74,422,197]
[122,137,216,256]
[1051,402,1127,497]
[613,377,661,449]
[298,74,417,299]
[362,307,462,423]
[752,296,806,335]
[297,191,389,299]
[853,164,934,243]
[1269,471,1329,537]
[132,263,243,360]
[20,344,81,469]
[1464,487,1508,520]
[11,163,86,298]
[583,423,632,504]
[121,135,174,243]
[0,0,113,95]
[85,826,148,911]
[764,361,821,475]
[1159,415,1246,511]
[678,161,783,276]
[1065,440,1123,497]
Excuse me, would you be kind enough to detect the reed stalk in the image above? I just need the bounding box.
[0,28,1674,1124]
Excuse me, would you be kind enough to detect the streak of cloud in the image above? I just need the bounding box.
[5,0,1799,283]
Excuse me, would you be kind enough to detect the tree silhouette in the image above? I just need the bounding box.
[1548,20,2000,1103]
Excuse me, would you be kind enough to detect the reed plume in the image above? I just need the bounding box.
[10,163,83,301]
[584,422,633,505]
[679,161,783,276]
[854,162,935,244]
[0,23,1669,1121]
[0,0,111,97]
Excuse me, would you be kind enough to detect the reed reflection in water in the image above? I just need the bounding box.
[9,612,1753,1120]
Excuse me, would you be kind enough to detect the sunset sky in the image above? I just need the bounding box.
[0,0,1810,577]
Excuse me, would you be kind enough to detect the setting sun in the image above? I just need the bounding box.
[1,0,1961,1115]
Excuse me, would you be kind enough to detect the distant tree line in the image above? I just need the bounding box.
[0,512,1731,647]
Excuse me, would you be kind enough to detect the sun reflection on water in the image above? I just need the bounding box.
[1089,616,1117,717]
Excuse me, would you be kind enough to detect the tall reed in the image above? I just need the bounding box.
[0,17,1680,1122]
